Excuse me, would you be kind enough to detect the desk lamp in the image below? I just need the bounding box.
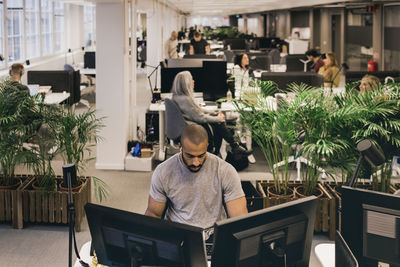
[144,62,162,103]
[349,140,385,187]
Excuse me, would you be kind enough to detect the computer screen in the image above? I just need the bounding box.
[183,54,217,59]
[85,203,208,267]
[84,51,96,69]
[285,54,310,72]
[202,61,228,101]
[341,186,400,266]
[211,196,318,267]
[224,38,247,50]
[161,67,204,93]
[248,54,271,71]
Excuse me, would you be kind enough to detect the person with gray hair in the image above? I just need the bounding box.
[145,124,248,229]
[171,71,252,156]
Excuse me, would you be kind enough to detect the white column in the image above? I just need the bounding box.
[96,2,129,170]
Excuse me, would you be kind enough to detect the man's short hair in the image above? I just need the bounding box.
[305,49,319,58]
[194,31,201,38]
[9,63,24,76]
[180,124,208,146]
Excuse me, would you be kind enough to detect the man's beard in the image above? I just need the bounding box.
[181,153,204,173]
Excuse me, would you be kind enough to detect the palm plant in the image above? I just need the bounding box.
[0,81,41,187]
[233,79,296,195]
[56,108,109,201]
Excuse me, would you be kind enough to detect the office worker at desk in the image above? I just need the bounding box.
[305,48,324,73]
[233,53,251,99]
[9,63,29,96]
[165,30,178,59]
[145,124,248,229]
[318,52,340,88]
[189,31,210,55]
[360,74,380,93]
[171,71,252,156]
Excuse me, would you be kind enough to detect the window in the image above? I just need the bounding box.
[384,6,400,71]
[84,5,95,47]
[0,1,4,68]
[7,0,24,63]
[54,2,64,52]
[26,0,40,59]
[41,0,53,56]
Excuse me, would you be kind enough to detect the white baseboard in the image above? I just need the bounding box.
[95,162,125,170]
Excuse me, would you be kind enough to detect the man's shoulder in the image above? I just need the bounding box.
[207,153,235,170]
[156,153,180,170]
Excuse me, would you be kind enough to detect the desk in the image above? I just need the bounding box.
[314,243,335,267]
[75,241,212,267]
[44,92,70,105]
[79,68,96,76]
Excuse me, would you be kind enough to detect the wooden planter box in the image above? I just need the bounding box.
[257,180,336,240]
[324,181,398,233]
[20,176,91,232]
[0,175,33,229]
[241,181,264,212]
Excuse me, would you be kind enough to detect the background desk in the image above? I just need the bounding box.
[44,92,70,105]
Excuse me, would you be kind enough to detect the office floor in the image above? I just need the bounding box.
[0,70,384,267]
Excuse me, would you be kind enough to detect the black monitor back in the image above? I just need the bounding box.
[345,70,400,84]
[248,54,271,71]
[341,186,400,266]
[285,54,309,72]
[335,230,358,267]
[261,72,324,91]
[202,61,227,101]
[211,196,318,267]
[224,38,247,50]
[183,54,217,59]
[161,67,203,93]
[84,51,96,69]
[85,203,207,267]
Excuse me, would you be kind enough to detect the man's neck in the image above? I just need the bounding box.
[10,76,21,83]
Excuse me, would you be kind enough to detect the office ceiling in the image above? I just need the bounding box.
[164,0,355,15]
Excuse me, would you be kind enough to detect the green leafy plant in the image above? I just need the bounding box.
[57,108,109,201]
[0,81,41,187]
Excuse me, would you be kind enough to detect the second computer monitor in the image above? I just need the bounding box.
[211,196,318,267]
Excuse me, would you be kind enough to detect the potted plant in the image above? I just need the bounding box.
[56,108,108,201]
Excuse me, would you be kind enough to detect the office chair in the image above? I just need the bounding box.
[165,98,187,148]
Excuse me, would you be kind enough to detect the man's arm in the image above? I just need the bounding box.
[205,44,210,55]
[189,45,194,55]
[226,196,248,218]
[145,195,167,218]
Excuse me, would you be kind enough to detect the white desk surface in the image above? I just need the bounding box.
[44,92,70,105]
[315,243,335,267]
[149,101,236,113]
[80,68,96,75]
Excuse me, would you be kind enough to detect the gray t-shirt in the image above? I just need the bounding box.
[149,152,245,229]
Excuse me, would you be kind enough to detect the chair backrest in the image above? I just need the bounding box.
[64,64,74,71]
[165,98,187,141]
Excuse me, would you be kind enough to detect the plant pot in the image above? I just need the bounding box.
[267,185,294,199]
[0,178,22,190]
[294,185,324,198]
[59,180,83,192]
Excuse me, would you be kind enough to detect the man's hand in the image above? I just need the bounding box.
[145,196,166,218]
[217,112,225,122]
[226,196,248,218]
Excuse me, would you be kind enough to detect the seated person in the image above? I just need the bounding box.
[189,31,210,55]
[233,53,250,99]
[9,63,29,96]
[360,74,380,93]
[145,124,248,230]
[171,71,252,155]
[318,52,340,88]
[305,48,324,73]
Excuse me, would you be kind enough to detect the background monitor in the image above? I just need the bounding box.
[202,61,228,101]
[161,67,203,93]
[85,203,208,267]
[211,196,318,267]
[224,38,247,50]
[285,54,310,72]
[84,51,96,69]
[183,54,217,59]
[261,72,324,91]
[247,54,271,71]
[341,186,400,266]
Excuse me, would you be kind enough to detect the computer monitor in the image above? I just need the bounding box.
[341,186,400,266]
[183,54,217,59]
[224,38,247,50]
[84,51,96,69]
[202,61,228,101]
[285,54,310,72]
[335,230,358,267]
[85,203,208,267]
[261,72,324,91]
[211,196,318,267]
[248,54,271,71]
[161,67,203,93]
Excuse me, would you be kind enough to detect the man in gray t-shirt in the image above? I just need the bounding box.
[145,124,247,229]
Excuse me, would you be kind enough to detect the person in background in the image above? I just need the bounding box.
[9,63,29,95]
[305,48,324,73]
[145,124,248,230]
[360,74,380,93]
[165,31,178,59]
[171,71,252,156]
[189,31,210,55]
[318,52,340,88]
[233,53,250,99]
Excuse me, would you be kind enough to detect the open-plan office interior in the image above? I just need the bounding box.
[1,0,400,266]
